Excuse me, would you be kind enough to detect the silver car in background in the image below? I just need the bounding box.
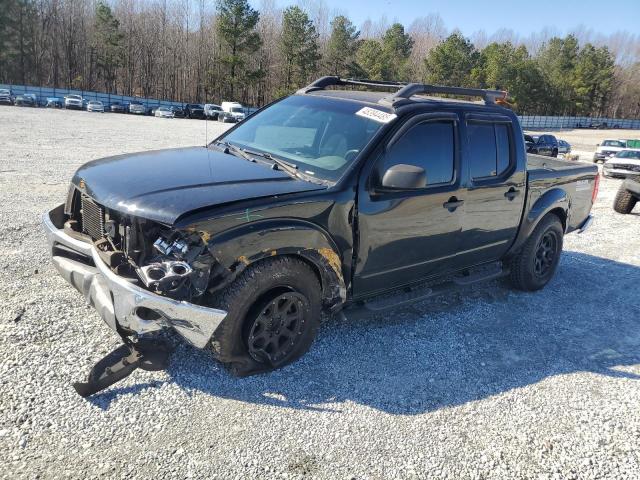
[64,94,83,110]
[603,150,640,178]
[154,106,175,118]
[0,88,13,105]
[558,139,571,155]
[129,101,146,114]
[86,100,105,113]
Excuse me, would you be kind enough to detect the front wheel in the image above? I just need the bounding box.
[208,257,321,376]
[508,213,564,291]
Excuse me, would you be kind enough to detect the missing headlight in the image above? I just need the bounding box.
[136,230,214,301]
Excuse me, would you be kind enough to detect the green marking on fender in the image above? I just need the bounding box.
[237,208,263,223]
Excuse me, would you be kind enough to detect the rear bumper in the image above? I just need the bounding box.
[42,204,227,348]
[577,214,593,234]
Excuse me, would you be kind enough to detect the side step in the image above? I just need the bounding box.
[350,262,508,314]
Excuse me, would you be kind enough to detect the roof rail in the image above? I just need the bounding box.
[381,84,507,106]
[296,76,407,94]
[296,76,507,107]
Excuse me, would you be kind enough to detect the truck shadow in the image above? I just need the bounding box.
[97,251,640,413]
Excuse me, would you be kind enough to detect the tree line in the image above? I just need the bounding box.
[1,0,639,118]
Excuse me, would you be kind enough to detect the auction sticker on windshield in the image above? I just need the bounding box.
[356,107,397,123]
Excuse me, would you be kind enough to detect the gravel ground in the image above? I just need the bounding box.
[1,107,639,480]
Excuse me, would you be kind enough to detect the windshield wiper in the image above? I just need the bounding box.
[215,141,256,162]
[240,149,302,178]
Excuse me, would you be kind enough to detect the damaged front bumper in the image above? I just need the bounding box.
[42,204,227,348]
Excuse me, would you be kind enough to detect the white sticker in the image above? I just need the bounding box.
[576,179,591,191]
[356,107,397,123]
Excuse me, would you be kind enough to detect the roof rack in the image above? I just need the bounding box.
[296,76,406,94]
[296,76,507,107]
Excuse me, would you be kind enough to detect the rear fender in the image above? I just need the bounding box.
[510,188,568,254]
[206,219,346,309]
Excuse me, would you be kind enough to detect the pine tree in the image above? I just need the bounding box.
[280,6,320,91]
[216,0,262,100]
[423,33,479,87]
[382,23,413,79]
[92,2,124,93]
[325,15,359,77]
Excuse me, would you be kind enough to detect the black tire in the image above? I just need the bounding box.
[552,149,558,158]
[613,187,637,214]
[508,213,564,291]
[208,256,321,376]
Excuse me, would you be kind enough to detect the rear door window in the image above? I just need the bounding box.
[467,121,513,179]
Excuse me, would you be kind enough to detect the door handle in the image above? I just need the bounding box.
[504,188,520,200]
[443,197,464,211]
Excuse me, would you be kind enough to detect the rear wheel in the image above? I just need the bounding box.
[208,257,321,376]
[613,186,637,214]
[508,213,564,291]
[552,149,558,157]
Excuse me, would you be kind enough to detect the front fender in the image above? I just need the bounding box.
[207,219,346,309]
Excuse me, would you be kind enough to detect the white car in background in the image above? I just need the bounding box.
[154,106,175,118]
[86,101,104,113]
[204,103,223,120]
[593,139,627,163]
[603,149,640,178]
[218,101,246,123]
[64,94,84,110]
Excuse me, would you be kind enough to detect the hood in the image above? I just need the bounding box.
[607,157,640,166]
[72,147,326,224]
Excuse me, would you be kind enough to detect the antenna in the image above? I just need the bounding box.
[205,103,208,147]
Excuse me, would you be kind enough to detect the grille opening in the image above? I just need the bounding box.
[80,194,105,240]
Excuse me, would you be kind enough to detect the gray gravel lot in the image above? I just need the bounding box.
[1,107,639,479]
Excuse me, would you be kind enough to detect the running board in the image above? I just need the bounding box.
[349,263,508,314]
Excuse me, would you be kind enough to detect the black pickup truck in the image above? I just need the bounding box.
[43,77,598,395]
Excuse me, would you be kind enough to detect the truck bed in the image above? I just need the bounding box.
[526,154,598,233]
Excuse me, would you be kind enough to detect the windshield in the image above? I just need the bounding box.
[0,89,9,95]
[603,140,625,147]
[231,107,244,113]
[68,95,82,100]
[219,95,387,182]
[616,150,640,159]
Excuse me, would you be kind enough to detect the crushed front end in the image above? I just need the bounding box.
[42,187,227,395]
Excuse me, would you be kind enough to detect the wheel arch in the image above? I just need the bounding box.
[205,218,347,310]
[508,188,568,256]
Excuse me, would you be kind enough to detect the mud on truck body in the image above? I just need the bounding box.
[43,77,598,396]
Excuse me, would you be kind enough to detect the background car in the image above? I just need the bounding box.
[154,106,175,118]
[129,101,146,114]
[64,94,83,110]
[204,103,222,120]
[218,101,246,123]
[15,94,37,107]
[557,139,571,155]
[86,100,104,113]
[0,88,13,105]
[524,133,559,157]
[603,150,640,178]
[593,139,626,162]
[45,97,63,108]
[185,103,205,119]
[170,106,186,118]
[110,102,127,113]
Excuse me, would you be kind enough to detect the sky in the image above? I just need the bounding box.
[257,0,640,37]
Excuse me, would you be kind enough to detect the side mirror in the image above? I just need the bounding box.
[381,164,426,190]
[596,143,600,147]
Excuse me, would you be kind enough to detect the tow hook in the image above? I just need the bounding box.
[73,338,171,397]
